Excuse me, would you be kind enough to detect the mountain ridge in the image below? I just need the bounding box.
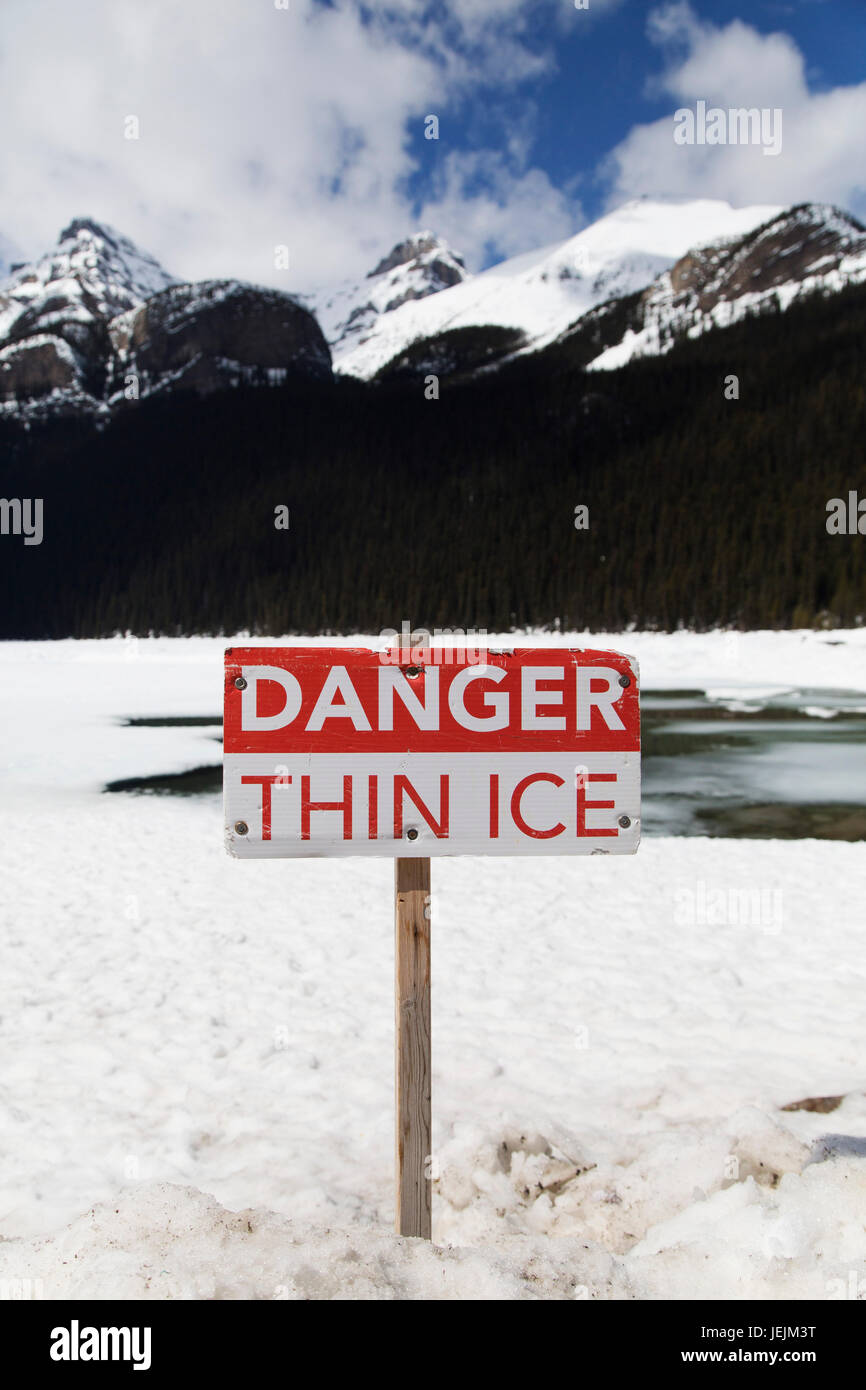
[4,268,865,637]
[304,230,467,365]
[585,202,866,373]
[3,198,866,415]
[0,220,330,417]
[325,197,784,378]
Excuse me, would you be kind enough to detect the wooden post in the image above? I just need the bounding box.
[394,856,432,1239]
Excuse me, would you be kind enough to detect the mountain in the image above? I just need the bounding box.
[1,216,178,323]
[4,266,866,637]
[0,219,330,417]
[581,203,866,372]
[4,198,866,639]
[3,198,866,417]
[365,200,866,386]
[0,218,179,411]
[306,231,467,365]
[322,198,782,379]
[108,280,331,401]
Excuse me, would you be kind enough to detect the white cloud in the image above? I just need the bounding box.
[0,0,572,288]
[12,0,863,300]
[604,2,866,218]
[415,150,582,265]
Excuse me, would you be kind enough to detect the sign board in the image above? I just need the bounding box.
[224,643,640,1238]
[224,646,640,858]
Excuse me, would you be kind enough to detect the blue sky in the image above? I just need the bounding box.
[0,0,864,285]
[398,0,866,265]
[527,1,865,220]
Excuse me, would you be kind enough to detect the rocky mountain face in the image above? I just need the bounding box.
[0,219,331,418]
[109,281,331,401]
[3,201,866,415]
[583,203,866,373]
[306,231,467,366]
[324,199,783,379]
[367,201,866,382]
[0,218,178,410]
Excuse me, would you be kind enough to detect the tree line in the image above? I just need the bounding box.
[1,280,864,637]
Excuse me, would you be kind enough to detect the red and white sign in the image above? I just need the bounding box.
[223,646,640,857]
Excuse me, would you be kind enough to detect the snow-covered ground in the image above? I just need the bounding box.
[1,630,865,1300]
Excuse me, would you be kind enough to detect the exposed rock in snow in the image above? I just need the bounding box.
[108,279,331,402]
[307,230,467,364]
[0,223,330,415]
[0,217,177,346]
[322,199,782,379]
[585,203,866,372]
[0,218,179,413]
[0,332,80,400]
[2,199,866,415]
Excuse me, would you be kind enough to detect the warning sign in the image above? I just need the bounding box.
[223,646,640,857]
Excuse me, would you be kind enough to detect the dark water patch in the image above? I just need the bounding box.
[123,716,223,727]
[642,688,706,702]
[642,729,750,757]
[105,765,222,795]
[697,802,866,841]
[106,688,866,838]
[643,703,866,726]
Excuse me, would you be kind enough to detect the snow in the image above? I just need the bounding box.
[133,278,301,326]
[307,231,467,362]
[2,200,863,419]
[0,629,864,1300]
[0,218,177,343]
[0,219,179,416]
[588,203,866,374]
[322,199,781,379]
[0,332,79,367]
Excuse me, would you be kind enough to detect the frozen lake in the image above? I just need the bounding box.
[1,630,865,1299]
[106,684,866,842]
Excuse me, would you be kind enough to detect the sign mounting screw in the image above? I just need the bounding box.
[234,821,249,835]
[618,815,631,829]
[619,674,631,688]
[234,676,247,690]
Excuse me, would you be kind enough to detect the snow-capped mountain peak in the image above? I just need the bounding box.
[2,218,178,326]
[0,220,327,419]
[0,217,178,349]
[366,230,462,279]
[586,201,866,372]
[4,198,866,417]
[308,230,468,357]
[319,197,783,379]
